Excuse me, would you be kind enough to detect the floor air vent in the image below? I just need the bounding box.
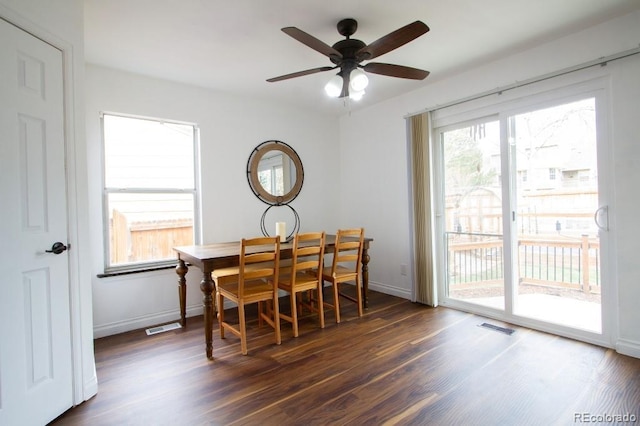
[479,322,515,335]
[145,322,182,336]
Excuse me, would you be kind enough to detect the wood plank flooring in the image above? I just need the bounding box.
[51,290,640,425]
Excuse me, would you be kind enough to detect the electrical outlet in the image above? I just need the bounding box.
[400,264,407,276]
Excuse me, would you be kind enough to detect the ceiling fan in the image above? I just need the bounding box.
[266,18,430,99]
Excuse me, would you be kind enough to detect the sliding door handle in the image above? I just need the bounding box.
[594,206,609,231]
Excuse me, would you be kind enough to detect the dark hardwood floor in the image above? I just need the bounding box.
[51,290,640,425]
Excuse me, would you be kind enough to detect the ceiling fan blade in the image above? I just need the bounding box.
[357,21,429,61]
[281,27,343,59]
[266,66,335,82]
[363,63,430,80]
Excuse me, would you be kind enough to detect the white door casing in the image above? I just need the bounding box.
[0,18,73,425]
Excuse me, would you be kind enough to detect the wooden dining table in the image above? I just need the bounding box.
[174,234,373,359]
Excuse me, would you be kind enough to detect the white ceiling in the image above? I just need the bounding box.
[84,0,640,116]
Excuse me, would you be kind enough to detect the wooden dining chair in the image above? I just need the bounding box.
[276,231,326,337]
[322,228,365,323]
[213,236,281,355]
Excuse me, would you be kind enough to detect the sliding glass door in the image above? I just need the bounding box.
[437,85,606,339]
[510,97,601,333]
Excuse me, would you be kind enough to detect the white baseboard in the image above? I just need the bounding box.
[93,283,411,339]
[616,338,640,359]
[369,281,411,300]
[93,305,202,338]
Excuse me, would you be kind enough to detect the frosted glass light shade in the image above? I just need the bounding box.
[349,89,365,101]
[349,69,369,91]
[324,75,342,97]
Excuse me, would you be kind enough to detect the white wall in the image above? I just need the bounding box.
[85,65,341,337]
[86,9,640,359]
[0,0,97,404]
[339,10,640,357]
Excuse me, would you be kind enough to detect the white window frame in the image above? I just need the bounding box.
[431,71,614,348]
[100,112,201,274]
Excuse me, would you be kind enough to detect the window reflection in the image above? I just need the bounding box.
[258,152,294,196]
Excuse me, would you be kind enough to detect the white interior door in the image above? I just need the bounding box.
[0,18,73,425]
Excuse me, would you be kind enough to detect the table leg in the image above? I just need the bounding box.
[200,269,215,360]
[362,247,370,308]
[176,260,188,327]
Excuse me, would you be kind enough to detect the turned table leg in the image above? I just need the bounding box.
[362,247,370,308]
[200,269,215,360]
[176,259,188,327]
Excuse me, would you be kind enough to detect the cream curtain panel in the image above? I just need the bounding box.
[408,112,436,306]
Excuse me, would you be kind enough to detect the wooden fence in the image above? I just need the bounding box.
[110,209,193,264]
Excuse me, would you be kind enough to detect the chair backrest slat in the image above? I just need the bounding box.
[238,236,280,295]
[290,231,325,285]
[330,228,365,276]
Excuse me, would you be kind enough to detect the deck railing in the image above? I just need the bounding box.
[445,232,600,294]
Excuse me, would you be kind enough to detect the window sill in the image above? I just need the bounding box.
[97,263,177,278]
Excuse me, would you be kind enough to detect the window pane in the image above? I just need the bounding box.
[107,192,194,266]
[442,120,504,309]
[104,114,194,189]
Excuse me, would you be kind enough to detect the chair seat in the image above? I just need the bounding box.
[278,271,321,292]
[212,266,241,286]
[321,265,358,281]
[218,279,275,303]
[214,260,291,284]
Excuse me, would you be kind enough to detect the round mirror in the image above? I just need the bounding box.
[247,140,304,205]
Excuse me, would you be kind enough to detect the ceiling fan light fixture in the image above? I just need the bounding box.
[324,74,342,97]
[349,68,369,91]
[349,88,365,101]
[269,19,430,102]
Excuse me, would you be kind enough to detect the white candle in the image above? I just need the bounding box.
[276,222,286,242]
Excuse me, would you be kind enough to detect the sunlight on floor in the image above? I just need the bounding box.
[470,294,601,333]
